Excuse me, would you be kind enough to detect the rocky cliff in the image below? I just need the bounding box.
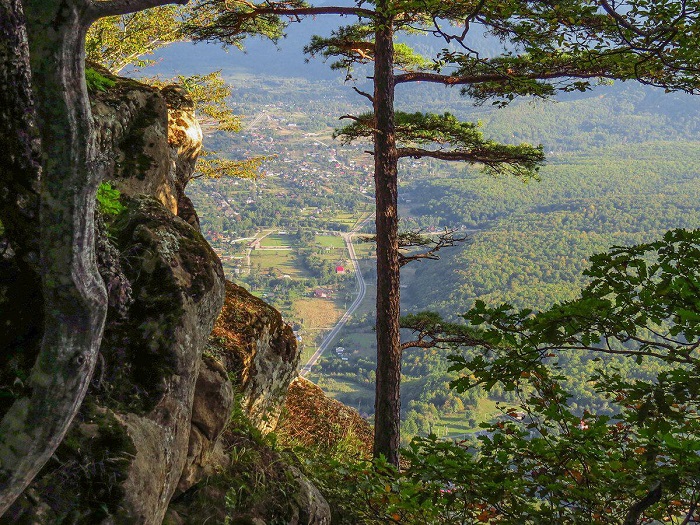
[1,70,332,525]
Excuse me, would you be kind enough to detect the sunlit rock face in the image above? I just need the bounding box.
[163,85,203,230]
[90,70,203,221]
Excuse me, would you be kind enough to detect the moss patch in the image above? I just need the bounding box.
[86,67,116,92]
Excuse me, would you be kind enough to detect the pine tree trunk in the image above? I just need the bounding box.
[0,0,108,514]
[372,11,401,466]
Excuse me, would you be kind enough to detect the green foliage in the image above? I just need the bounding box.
[298,453,439,524]
[304,25,375,73]
[86,6,273,180]
[86,4,248,75]
[304,26,428,76]
[96,182,125,216]
[85,67,116,92]
[175,394,292,524]
[399,229,700,523]
[181,0,289,47]
[86,6,182,74]
[155,70,243,133]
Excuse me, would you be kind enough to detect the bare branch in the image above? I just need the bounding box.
[339,114,362,122]
[398,229,469,267]
[536,343,694,365]
[598,0,650,37]
[680,496,699,525]
[353,86,373,102]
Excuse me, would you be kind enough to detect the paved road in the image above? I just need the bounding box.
[300,216,371,377]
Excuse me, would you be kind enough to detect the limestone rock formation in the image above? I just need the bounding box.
[101,196,225,523]
[4,73,222,525]
[286,466,332,525]
[176,355,233,493]
[175,279,303,493]
[162,85,203,230]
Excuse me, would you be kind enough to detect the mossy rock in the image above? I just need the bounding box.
[96,195,222,415]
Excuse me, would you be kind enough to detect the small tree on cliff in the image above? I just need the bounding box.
[86,6,271,178]
[188,0,692,466]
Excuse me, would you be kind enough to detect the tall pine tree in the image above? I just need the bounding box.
[190,0,699,465]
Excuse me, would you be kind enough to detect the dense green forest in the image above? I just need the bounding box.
[403,140,700,314]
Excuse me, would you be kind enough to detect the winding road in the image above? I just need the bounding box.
[300,216,372,377]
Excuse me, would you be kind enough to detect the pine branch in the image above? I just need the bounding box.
[394,69,617,86]
[238,5,374,19]
[396,146,537,164]
[353,86,373,102]
[400,312,489,351]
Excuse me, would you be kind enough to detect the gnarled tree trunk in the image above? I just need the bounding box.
[0,0,188,514]
[0,0,108,514]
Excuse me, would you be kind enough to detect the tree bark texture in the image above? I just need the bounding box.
[0,0,108,514]
[372,11,401,466]
[0,0,41,271]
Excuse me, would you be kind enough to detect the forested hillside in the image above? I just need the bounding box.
[403,140,700,315]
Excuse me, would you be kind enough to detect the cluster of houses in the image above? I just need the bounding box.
[335,346,349,361]
[313,288,333,298]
